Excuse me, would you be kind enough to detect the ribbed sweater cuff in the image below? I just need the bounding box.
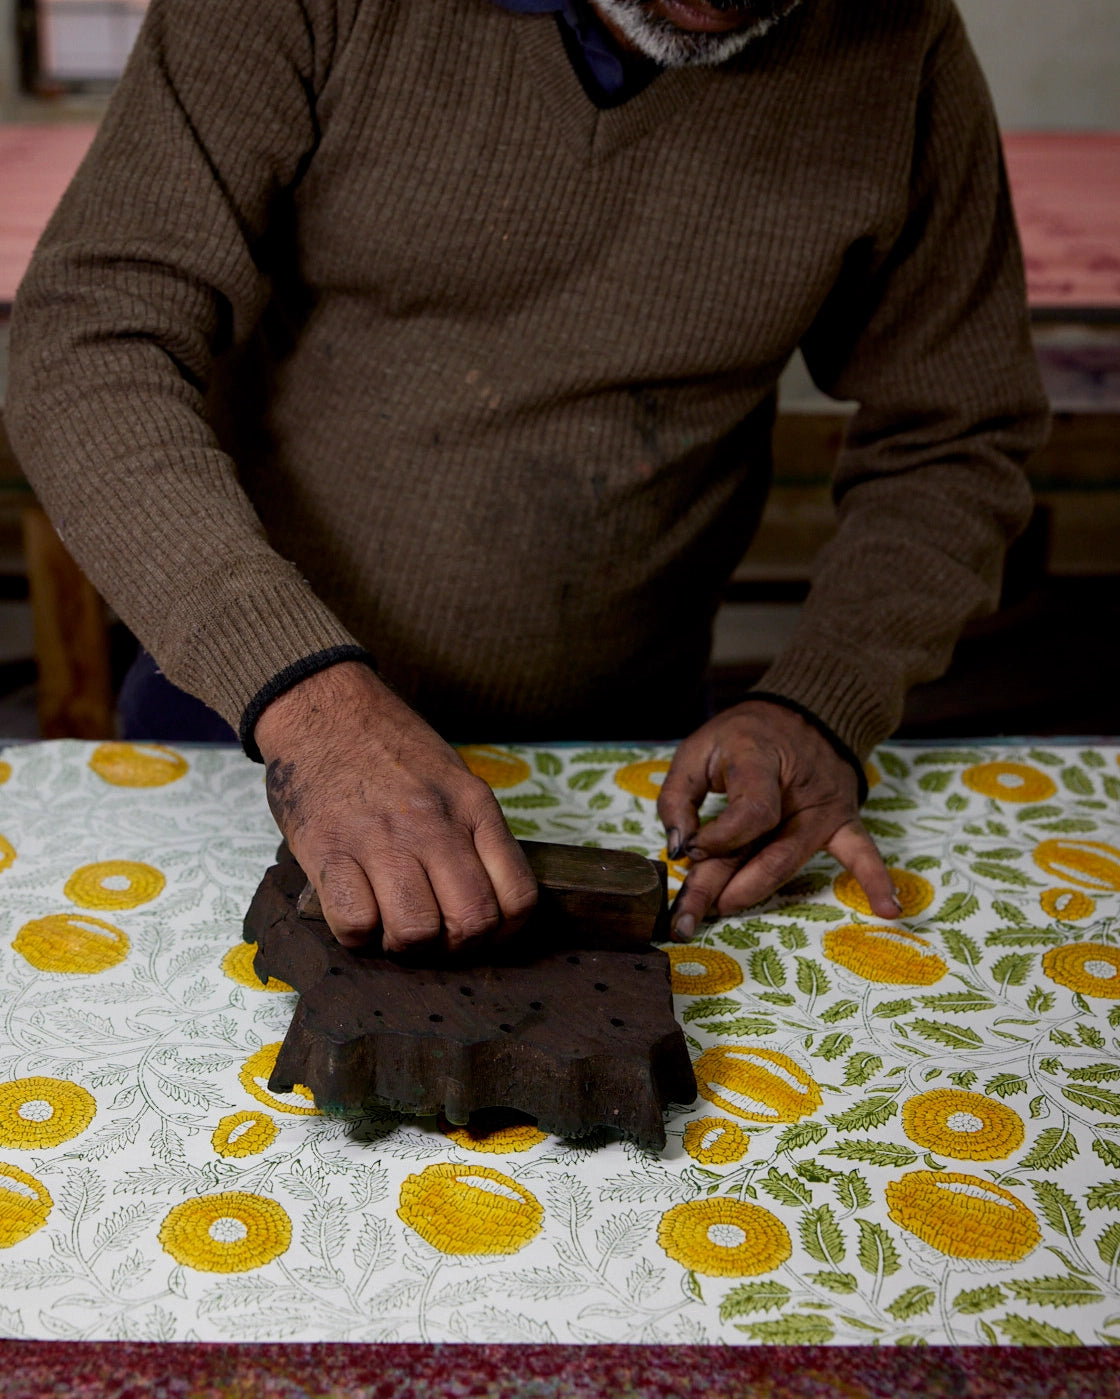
[239,646,376,762]
[750,648,896,763]
[158,564,363,743]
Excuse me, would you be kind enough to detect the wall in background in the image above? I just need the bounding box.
[1,0,1119,125]
[956,0,1120,129]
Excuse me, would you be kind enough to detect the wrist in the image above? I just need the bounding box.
[251,654,380,763]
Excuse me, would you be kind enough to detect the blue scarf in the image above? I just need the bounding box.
[489,0,632,97]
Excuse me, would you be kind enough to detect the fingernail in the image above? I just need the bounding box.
[891,894,904,913]
[667,828,683,860]
[686,846,705,863]
[673,913,697,942]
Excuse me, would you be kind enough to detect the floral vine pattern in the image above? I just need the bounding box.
[0,738,1117,1345]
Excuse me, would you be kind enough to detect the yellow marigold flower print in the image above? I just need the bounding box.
[1033,838,1120,893]
[221,942,293,993]
[0,1078,96,1150]
[212,1111,278,1159]
[901,1090,1024,1161]
[614,759,670,801]
[88,742,188,787]
[824,923,948,986]
[64,860,165,911]
[0,761,10,785]
[667,946,743,996]
[834,867,933,918]
[455,745,530,789]
[440,1119,548,1154]
[1040,888,1095,921]
[0,1163,53,1248]
[159,1192,291,1272]
[961,761,1057,803]
[658,1197,790,1277]
[864,762,881,790]
[693,1046,822,1124]
[1042,942,1120,999]
[13,913,129,974]
[886,1171,1040,1261]
[238,1043,320,1115]
[0,835,14,874]
[683,1117,749,1165]
[398,1163,543,1255]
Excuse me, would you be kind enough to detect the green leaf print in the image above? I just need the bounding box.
[505,817,541,836]
[813,1033,853,1062]
[992,899,1028,925]
[1095,1140,1120,1170]
[945,794,969,812]
[873,999,915,1018]
[718,1281,790,1319]
[953,1285,1005,1314]
[948,1070,978,1089]
[1019,1128,1079,1171]
[909,1020,984,1050]
[567,769,607,791]
[1065,1085,1120,1116]
[970,862,1039,887]
[1016,804,1063,823]
[996,1315,1081,1346]
[820,999,859,1024]
[779,925,809,951]
[821,1141,918,1167]
[856,1219,901,1277]
[1086,1181,1120,1210]
[1031,1181,1085,1238]
[862,818,906,840]
[919,992,996,1013]
[811,1271,858,1293]
[918,771,953,793]
[1097,1221,1120,1266]
[864,796,918,812]
[696,1017,778,1037]
[993,953,1034,989]
[760,1169,813,1208]
[906,855,942,871]
[1104,775,1120,802]
[1081,750,1106,768]
[571,749,641,763]
[1060,766,1094,797]
[832,1172,872,1211]
[775,1121,829,1153]
[941,932,980,967]
[985,1073,1029,1098]
[1038,819,1099,834]
[717,923,764,949]
[535,752,563,776]
[886,1286,935,1320]
[750,947,786,989]
[501,792,561,808]
[588,793,612,811]
[1026,987,1056,1012]
[736,1314,835,1344]
[878,751,910,779]
[932,893,979,923]
[827,1097,897,1132]
[681,997,740,1023]
[799,1205,846,1266]
[914,750,986,765]
[1027,749,1063,767]
[1070,1064,1120,1082]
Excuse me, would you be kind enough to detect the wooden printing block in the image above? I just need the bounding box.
[243,842,696,1149]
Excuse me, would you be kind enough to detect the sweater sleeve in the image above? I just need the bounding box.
[5,0,364,733]
[754,5,1050,759]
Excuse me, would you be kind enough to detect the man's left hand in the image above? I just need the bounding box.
[658,699,901,940]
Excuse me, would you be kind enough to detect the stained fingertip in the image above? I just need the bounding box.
[672,912,697,943]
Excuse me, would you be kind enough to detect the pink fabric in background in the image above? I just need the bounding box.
[0,126,1118,307]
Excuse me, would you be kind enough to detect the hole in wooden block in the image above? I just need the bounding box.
[611,1018,625,1027]
[429,1013,443,1023]
[529,1001,543,1011]
[594,982,608,992]
[329,966,343,976]
[459,986,473,996]
[499,1023,513,1033]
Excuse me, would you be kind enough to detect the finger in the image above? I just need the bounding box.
[310,851,381,949]
[658,735,713,860]
[669,854,742,942]
[472,808,539,933]
[685,759,782,859]
[827,820,902,919]
[710,818,825,916]
[424,838,503,952]
[371,856,442,954]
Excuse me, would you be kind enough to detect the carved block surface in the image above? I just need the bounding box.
[243,844,696,1149]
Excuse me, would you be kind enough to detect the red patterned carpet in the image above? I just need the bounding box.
[1,1343,1118,1398]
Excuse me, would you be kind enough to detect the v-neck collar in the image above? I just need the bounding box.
[509,12,712,165]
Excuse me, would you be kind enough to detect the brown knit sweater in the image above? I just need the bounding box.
[6,0,1048,756]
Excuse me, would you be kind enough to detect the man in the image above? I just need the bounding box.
[7,0,1049,954]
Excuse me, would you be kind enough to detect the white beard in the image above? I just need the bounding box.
[592,0,803,67]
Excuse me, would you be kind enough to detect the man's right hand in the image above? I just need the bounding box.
[253,661,538,955]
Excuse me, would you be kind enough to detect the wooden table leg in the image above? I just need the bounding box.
[21,505,114,739]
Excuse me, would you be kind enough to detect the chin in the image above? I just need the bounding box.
[594,0,804,66]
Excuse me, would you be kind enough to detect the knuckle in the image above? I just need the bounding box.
[501,877,539,922]
[444,897,500,941]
